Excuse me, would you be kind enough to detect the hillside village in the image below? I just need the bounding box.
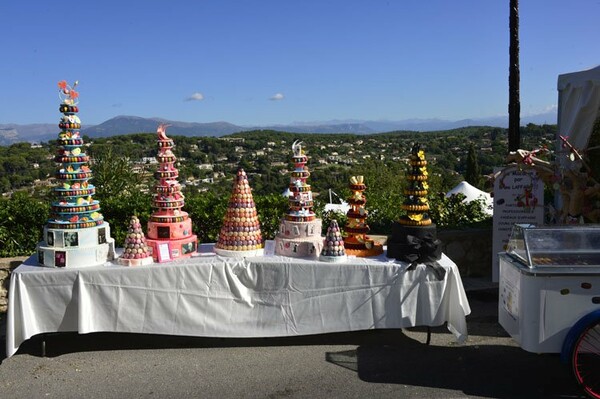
[0,124,557,199]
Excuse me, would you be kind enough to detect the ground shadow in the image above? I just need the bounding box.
[5,328,414,360]
[326,335,585,399]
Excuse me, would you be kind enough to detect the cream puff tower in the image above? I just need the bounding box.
[36,80,115,268]
[214,168,264,257]
[145,124,198,261]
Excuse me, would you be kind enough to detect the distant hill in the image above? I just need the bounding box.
[0,124,58,145]
[0,110,557,145]
[259,123,375,134]
[82,116,245,138]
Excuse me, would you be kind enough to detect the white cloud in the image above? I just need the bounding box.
[269,93,285,101]
[185,92,205,102]
[523,104,558,117]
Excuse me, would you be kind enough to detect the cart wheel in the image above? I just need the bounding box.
[571,319,600,398]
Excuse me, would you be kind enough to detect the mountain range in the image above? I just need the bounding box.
[0,111,557,145]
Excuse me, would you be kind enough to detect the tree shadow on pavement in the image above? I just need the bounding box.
[326,336,585,399]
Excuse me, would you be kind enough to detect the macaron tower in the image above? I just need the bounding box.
[343,176,383,257]
[387,143,439,261]
[118,216,153,266]
[36,80,115,268]
[274,141,323,258]
[145,124,198,261]
[214,168,264,257]
[319,219,347,262]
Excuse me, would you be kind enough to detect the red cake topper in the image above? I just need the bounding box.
[58,80,79,105]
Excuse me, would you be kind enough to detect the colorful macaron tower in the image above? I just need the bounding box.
[146,124,198,261]
[343,176,383,257]
[387,143,440,262]
[214,169,264,257]
[319,219,347,262]
[118,216,153,266]
[274,141,323,258]
[36,80,115,268]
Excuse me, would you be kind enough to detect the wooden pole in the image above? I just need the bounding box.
[508,0,521,151]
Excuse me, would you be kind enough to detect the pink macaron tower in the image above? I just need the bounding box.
[145,124,198,261]
[118,216,153,266]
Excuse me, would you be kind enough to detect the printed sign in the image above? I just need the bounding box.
[492,167,544,281]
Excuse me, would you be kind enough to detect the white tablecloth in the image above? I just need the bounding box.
[6,252,471,357]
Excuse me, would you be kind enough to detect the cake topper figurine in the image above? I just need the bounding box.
[57,80,79,105]
[157,123,171,141]
[292,140,303,157]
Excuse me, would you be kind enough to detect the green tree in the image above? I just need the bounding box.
[90,146,146,200]
[465,144,482,188]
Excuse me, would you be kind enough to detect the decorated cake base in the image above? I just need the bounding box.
[147,216,194,240]
[37,223,116,268]
[146,235,197,262]
[386,222,439,262]
[118,256,154,267]
[345,243,384,258]
[214,247,264,258]
[274,219,323,258]
[275,235,323,258]
[319,254,348,263]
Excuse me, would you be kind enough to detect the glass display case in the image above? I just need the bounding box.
[499,223,600,354]
[507,224,600,268]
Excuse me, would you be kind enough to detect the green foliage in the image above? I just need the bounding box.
[318,210,348,236]
[428,193,491,229]
[254,193,289,239]
[184,191,228,243]
[363,191,403,234]
[99,191,152,246]
[90,146,148,200]
[0,192,49,257]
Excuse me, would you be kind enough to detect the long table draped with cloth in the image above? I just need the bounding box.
[6,250,471,358]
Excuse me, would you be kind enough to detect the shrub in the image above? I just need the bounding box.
[428,193,492,229]
[0,192,49,257]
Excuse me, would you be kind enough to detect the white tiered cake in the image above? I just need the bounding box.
[36,80,115,268]
[274,141,323,258]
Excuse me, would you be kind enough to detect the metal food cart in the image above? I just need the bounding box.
[499,224,600,398]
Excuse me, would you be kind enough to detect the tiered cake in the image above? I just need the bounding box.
[36,80,115,268]
[344,176,383,257]
[146,124,198,261]
[274,141,323,257]
[214,168,264,257]
[118,216,153,266]
[387,143,440,261]
[319,219,347,262]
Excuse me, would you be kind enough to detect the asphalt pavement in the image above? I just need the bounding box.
[0,288,587,399]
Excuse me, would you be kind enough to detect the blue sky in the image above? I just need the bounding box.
[1,0,598,126]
